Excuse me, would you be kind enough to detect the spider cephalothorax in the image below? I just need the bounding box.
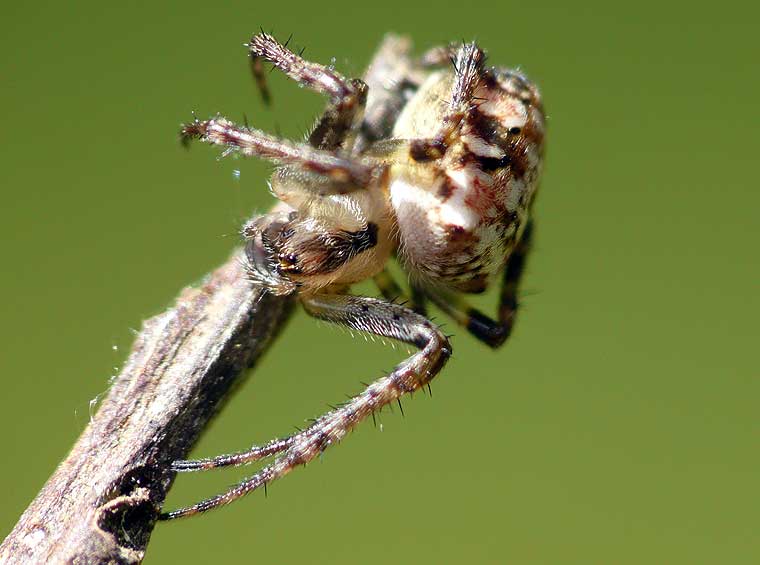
[161,33,545,520]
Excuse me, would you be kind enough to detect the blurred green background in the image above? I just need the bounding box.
[1,1,757,563]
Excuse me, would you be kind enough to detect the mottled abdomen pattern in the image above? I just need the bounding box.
[391,68,544,293]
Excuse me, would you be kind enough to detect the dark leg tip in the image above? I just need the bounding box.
[467,310,510,349]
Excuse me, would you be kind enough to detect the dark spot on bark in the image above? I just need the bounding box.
[105,465,163,500]
[97,465,163,551]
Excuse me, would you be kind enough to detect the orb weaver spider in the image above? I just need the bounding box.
[160,32,545,520]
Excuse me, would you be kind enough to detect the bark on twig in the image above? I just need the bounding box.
[0,252,295,564]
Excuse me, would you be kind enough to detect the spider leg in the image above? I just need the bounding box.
[425,220,534,348]
[248,53,271,106]
[411,284,429,317]
[159,295,451,520]
[248,32,362,105]
[355,34,427,152]
[180,117,377,188]
[373,268,427,315]
[359,40,490,161]
[411,42,488,161]
[418,42,469,68]
[248,32,368,151]
[373,268,404,301]
[171,436,295,472]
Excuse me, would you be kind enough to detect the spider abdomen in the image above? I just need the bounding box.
[390,158,531,292]
[389,68,544,293]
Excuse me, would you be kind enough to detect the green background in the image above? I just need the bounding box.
[2,1,757,563]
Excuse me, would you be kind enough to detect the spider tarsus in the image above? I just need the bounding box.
[179,119,207,148]
[250,55,273,106]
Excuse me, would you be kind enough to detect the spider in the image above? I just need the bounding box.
[159,32,545,520]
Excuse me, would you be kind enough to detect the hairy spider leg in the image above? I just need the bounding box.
[184,33,381,201]
[424,220,535,348]
[248,32,368,151]
[180,117,377,189]
[171,437,295,472]
[418,41,473,69]
[408,42,487,162]
[160,295,451,519]
[354,34,434,152]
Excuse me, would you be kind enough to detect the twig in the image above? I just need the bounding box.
[0,251,295,564]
